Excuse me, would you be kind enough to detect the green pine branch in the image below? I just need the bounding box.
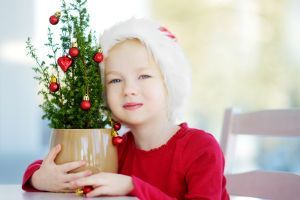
[26,0,109,129]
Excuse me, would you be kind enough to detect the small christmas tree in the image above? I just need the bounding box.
[26,0,109,129]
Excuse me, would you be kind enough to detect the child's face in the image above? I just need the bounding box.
[104,39,169,126]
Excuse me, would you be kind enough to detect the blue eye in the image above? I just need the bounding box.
[108,79,121,84]
[139,75,151,79]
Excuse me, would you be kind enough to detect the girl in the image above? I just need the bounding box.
[22,18,229,199]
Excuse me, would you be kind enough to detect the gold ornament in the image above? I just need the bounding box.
[55,11,61,18]
[50,75,57,83]
[75,188,83,196]
[83,94,90,101]
[71,41,78,48]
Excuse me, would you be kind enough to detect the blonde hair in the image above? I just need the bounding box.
[99,18,191,122]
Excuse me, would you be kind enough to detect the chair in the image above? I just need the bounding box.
[220,108,300,200]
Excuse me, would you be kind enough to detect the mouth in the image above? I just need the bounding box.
[123,102,143,110]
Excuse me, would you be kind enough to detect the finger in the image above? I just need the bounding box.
[63,170,93,182]
[63,182,80,191]
[86,186,109,197]
[60,160,86,173]
[71,175,105,188]
[60,188,74,193]
[44,144,61,163]
[60,186,75,193]
[69,181,80,190]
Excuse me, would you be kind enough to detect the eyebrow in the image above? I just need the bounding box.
[105,66,153,76]
[137,67,153,73]
[105,70,122,76]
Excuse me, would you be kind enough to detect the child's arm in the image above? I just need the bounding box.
[71,173,177,199]
[22,160,43,191]
[129,176,177,200]
[22,144,92,192]
[183,133,229,200]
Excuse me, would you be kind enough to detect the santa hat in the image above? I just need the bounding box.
[99,18,191,122]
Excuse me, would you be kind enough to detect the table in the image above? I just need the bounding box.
[0,184,138,200]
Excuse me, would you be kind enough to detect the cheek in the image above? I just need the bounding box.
[145,82,168,102]
[106,87,117,108]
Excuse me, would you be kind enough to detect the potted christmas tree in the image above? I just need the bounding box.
[26,0,122,176]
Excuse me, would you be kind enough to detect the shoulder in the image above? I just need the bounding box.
[179,124,221,153]
[177,123,225,168]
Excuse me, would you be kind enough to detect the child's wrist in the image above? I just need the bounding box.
[126,176,134,194]
[30,170,41,190]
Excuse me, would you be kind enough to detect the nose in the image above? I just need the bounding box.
[123,80,138,96]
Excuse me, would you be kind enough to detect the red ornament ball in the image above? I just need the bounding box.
[49,15,59,25]
[69,47,79,57]
[49,82,59,92]
[112,136,123,145]
[93,52,103,63]
[82,186,93,194]
[81,100,91,110]
[113,122,121,131]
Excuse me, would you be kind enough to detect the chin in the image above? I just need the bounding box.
[120,117,146,127]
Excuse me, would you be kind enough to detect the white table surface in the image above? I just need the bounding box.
[0,184,137,200]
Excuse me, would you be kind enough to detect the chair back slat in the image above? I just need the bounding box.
[226,171,300,200]
[221,108,300,199]
[231,109,300,136]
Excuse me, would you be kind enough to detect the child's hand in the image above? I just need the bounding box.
[71,172,134,197]
[30,144,92,193]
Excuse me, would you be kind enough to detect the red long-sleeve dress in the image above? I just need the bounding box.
[22,123,229,199]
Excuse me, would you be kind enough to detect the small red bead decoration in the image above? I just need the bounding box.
[113,122,121,131]
[49,11,61,25]
[49,75,59,92]
[69,42,79,57]
[75,186,93,196]
[110,118,123,145]
[112,135,123,145]
[93,49,104,63]
[80,94,91,110]
[57,55,73,72]
[82,186,93,194]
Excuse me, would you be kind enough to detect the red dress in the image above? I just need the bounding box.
[23,123,229,200]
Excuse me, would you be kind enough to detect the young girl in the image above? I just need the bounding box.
[22,18,229,199]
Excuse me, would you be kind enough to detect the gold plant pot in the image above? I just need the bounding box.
[50,129,118,174]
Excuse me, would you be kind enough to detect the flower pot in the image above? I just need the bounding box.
[50,129,118,174]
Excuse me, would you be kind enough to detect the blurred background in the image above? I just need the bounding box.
[0,0,299,193]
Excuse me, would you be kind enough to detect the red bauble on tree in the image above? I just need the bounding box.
[49,83,59,92]
[69,42,79,57]
[93,49,103,63]
[57,55,73,72]
[81,94,91,110]
[49,75,59,92]
[69,47,79,57]
[49,11,61,25]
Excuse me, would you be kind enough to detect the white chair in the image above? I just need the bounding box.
[220,108,300,200]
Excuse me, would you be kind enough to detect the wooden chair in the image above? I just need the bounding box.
[220,108,300,200]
